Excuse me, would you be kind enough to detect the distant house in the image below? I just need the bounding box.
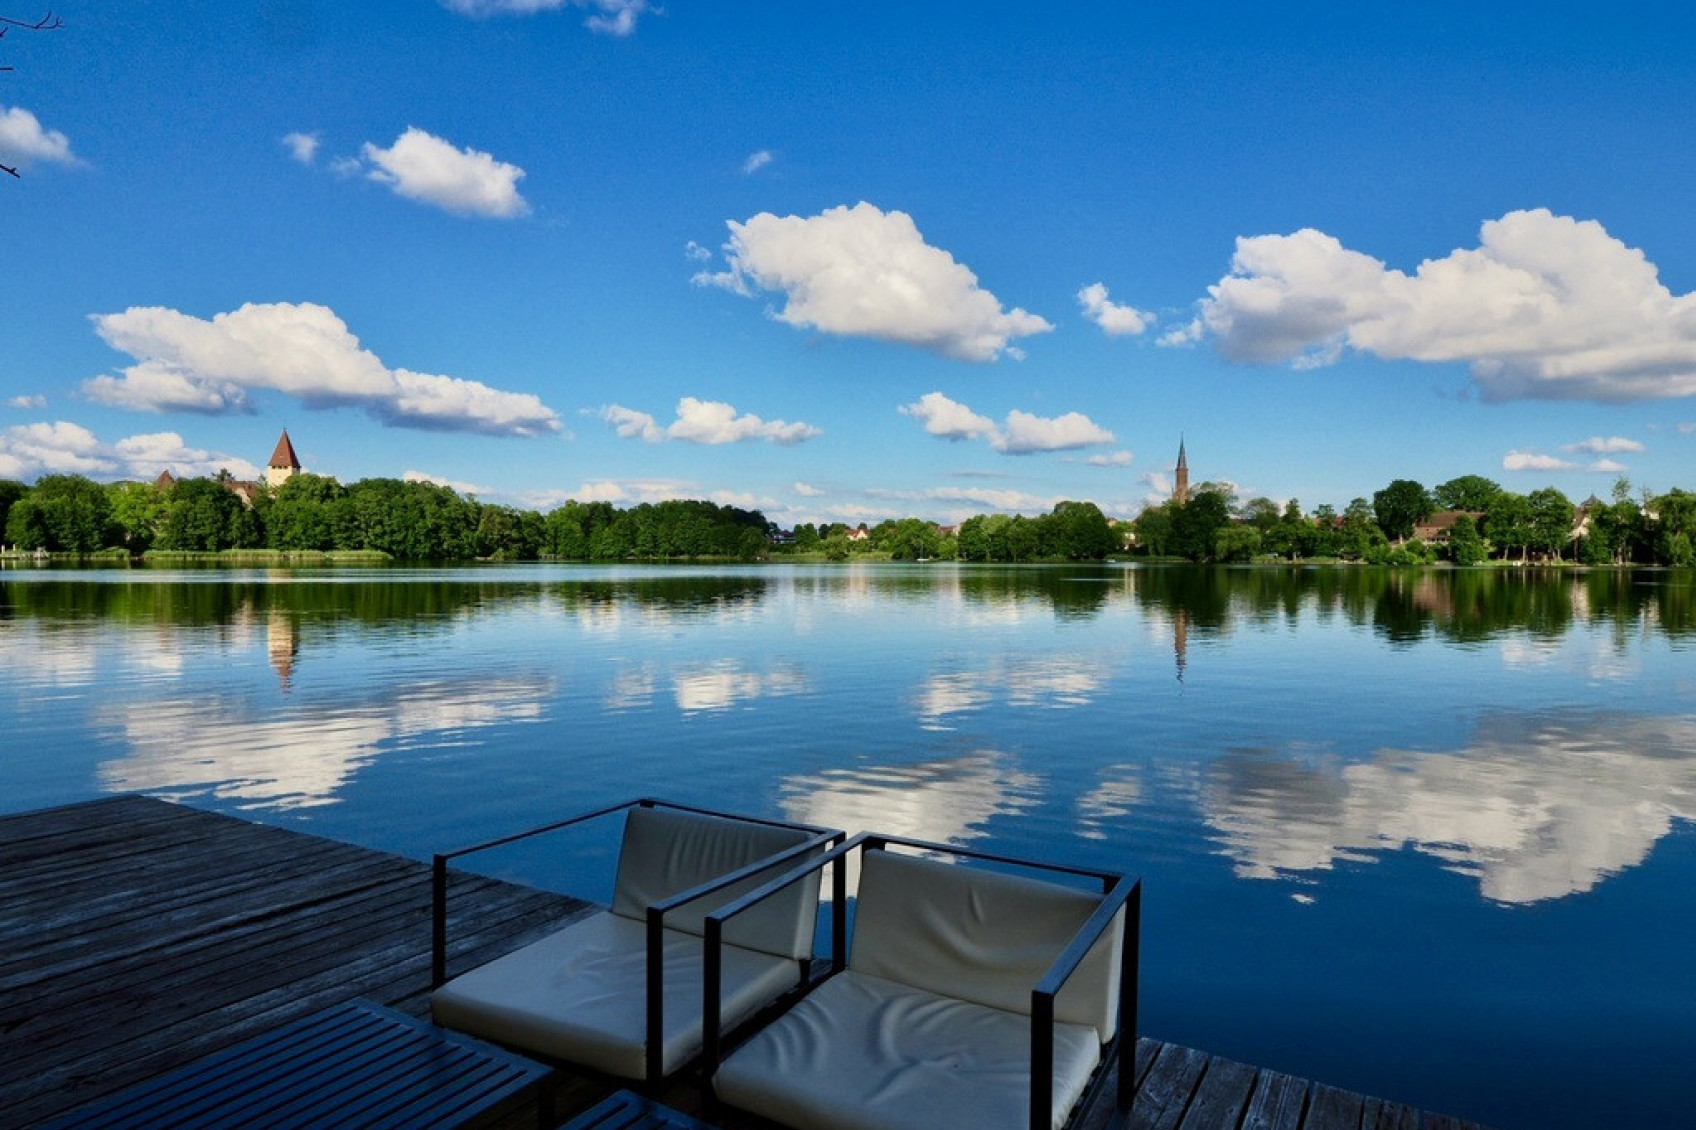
[154,470,176,491]
[771,529,796,545]
[266,429,302,489]
[845,527,871,542]
[1412,510,1485,543]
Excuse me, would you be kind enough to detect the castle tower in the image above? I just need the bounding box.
[266,429,302,489]
[1174,438,1190,504]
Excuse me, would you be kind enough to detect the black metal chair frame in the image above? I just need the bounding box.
[432,797,843,1084]
[701,832,1141,1130]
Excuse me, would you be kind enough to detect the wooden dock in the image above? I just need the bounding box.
[0,797,1496,1130]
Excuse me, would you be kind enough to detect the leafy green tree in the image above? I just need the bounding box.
[0,479,24,543]
[1170,489,1231,562]
[1309,503,1340,558]
[1432,475,1502,512]
[1447,513,1489,565]
[1526,487,1575,562]
[106,480,169,553]
[1484,492,1533,562]
[882,517,941,560]
[266,473,343,551]
[1372,479,1433,542]
[6,474,114,552]
[1240,497,1281,531]
[821,532,851,561]
[1214,523,1263,562]
[1650,488,1696,566]
[792,523,821,552]
[157,478,254,551]
[1044,500,1116,560]
[1338,498,1386,560]
[1131,504,1174,557]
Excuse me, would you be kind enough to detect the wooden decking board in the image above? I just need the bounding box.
[1175,1056,1259,1130]
[1304,1083,1366,1130]
[0,797,1500,1130]
[1240,1070,1310,1130]
[1126,1042,1211,1130]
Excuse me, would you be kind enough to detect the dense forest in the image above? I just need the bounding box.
[2,470,1694,566]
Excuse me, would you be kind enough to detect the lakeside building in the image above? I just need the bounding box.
[1174,438,1190,504]
[152,430,302,508]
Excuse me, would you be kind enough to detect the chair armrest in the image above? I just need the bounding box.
[699,833,867,1074]
[642,829,843,1081]
[1029,876,1141,1130]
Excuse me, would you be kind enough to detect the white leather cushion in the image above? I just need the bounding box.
[850,850,1124,1041]
[431,909,800,1079]
[714,970,1101,1130]
[612,805,822,960]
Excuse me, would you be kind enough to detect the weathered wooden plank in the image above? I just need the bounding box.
[1304,1082,1365,1130]
[1240,1069,1310,1130]
[1177,1056,1259,1130]
[1126,1042,1209,1130]
[1360,1096,1421,1130]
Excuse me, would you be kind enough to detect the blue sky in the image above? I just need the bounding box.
[4,1,1696,524]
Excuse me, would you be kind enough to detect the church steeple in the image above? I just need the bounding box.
[266,429,302,489]
[1174,437,1190,504]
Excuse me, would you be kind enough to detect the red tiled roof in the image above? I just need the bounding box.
[268,430,301,471]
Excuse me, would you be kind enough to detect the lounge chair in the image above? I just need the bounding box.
[430,798,841,1084]
[705,833,1140,1130]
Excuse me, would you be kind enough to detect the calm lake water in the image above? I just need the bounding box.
[2,563,1693,1129]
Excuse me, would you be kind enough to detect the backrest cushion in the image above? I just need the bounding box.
[611,805,822,960]
[849,849,1125,1041]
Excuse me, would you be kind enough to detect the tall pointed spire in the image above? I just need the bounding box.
[266,429,301,488]
[1174,436,1190,504]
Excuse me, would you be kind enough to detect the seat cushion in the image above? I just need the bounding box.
[432,910,800,1080]
[850,850,1124,1042]
[713,970,1102,1130]
[613,804,823,960]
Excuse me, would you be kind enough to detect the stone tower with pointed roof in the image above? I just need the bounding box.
[266,429,302,489]
[1174,438,1190,505]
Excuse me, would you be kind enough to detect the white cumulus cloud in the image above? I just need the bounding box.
[1563,436,1645,455]
[282,131,319,164]
[361,127,528,218]
[83,302,561,437]
[0,104,78,171]
[743,149,774,175]
[694,202,1053,362]
[403,470,486,496]
[793,481,825,497]
[600,397,821,445]
[1086,451,1135,467]
[1077,283,1153,336]
[0,421,262,482]
[1503,450,1576,473]
[899,391,1113,455]
[1178,209,1696,402]
[439,0,651,35]
[7,394,46,409]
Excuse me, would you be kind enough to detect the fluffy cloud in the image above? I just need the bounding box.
[439,0,651,35]
[695,202,1053,361]
[0,421,261,481]
[793,481,825,497]
[7,394,46,409]
[599,397,821,445]
[282,131,319,164]
[1086,451,1134,467]
[1076,283,1153,336]
[361,127,528,218]
[1178,209,1696,402]
[0,104,78,171]
[83,302,561,437]
[1563,436,1645,455]
[899,391,1113,454]
[742,150,774,175]
[1502,448,1627,474]
[570,478,695,504]
[899,391,997,442]
[868,484,1061,515]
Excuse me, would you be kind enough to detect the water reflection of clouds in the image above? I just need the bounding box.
[780,752,1040,893]
[914,656,1107,729]
[604,660,807,714]
[1076,769,1142,841]
[0,624,100,688]
[1200,711,1696,904]
[97,675,553,810]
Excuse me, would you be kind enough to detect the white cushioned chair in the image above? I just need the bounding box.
[429,799,840,1083]
[706,834,1140,1130]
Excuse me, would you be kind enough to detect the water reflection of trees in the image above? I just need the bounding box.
[1127,565,1695,643]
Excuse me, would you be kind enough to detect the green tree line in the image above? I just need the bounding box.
[1131,474,1696,566]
